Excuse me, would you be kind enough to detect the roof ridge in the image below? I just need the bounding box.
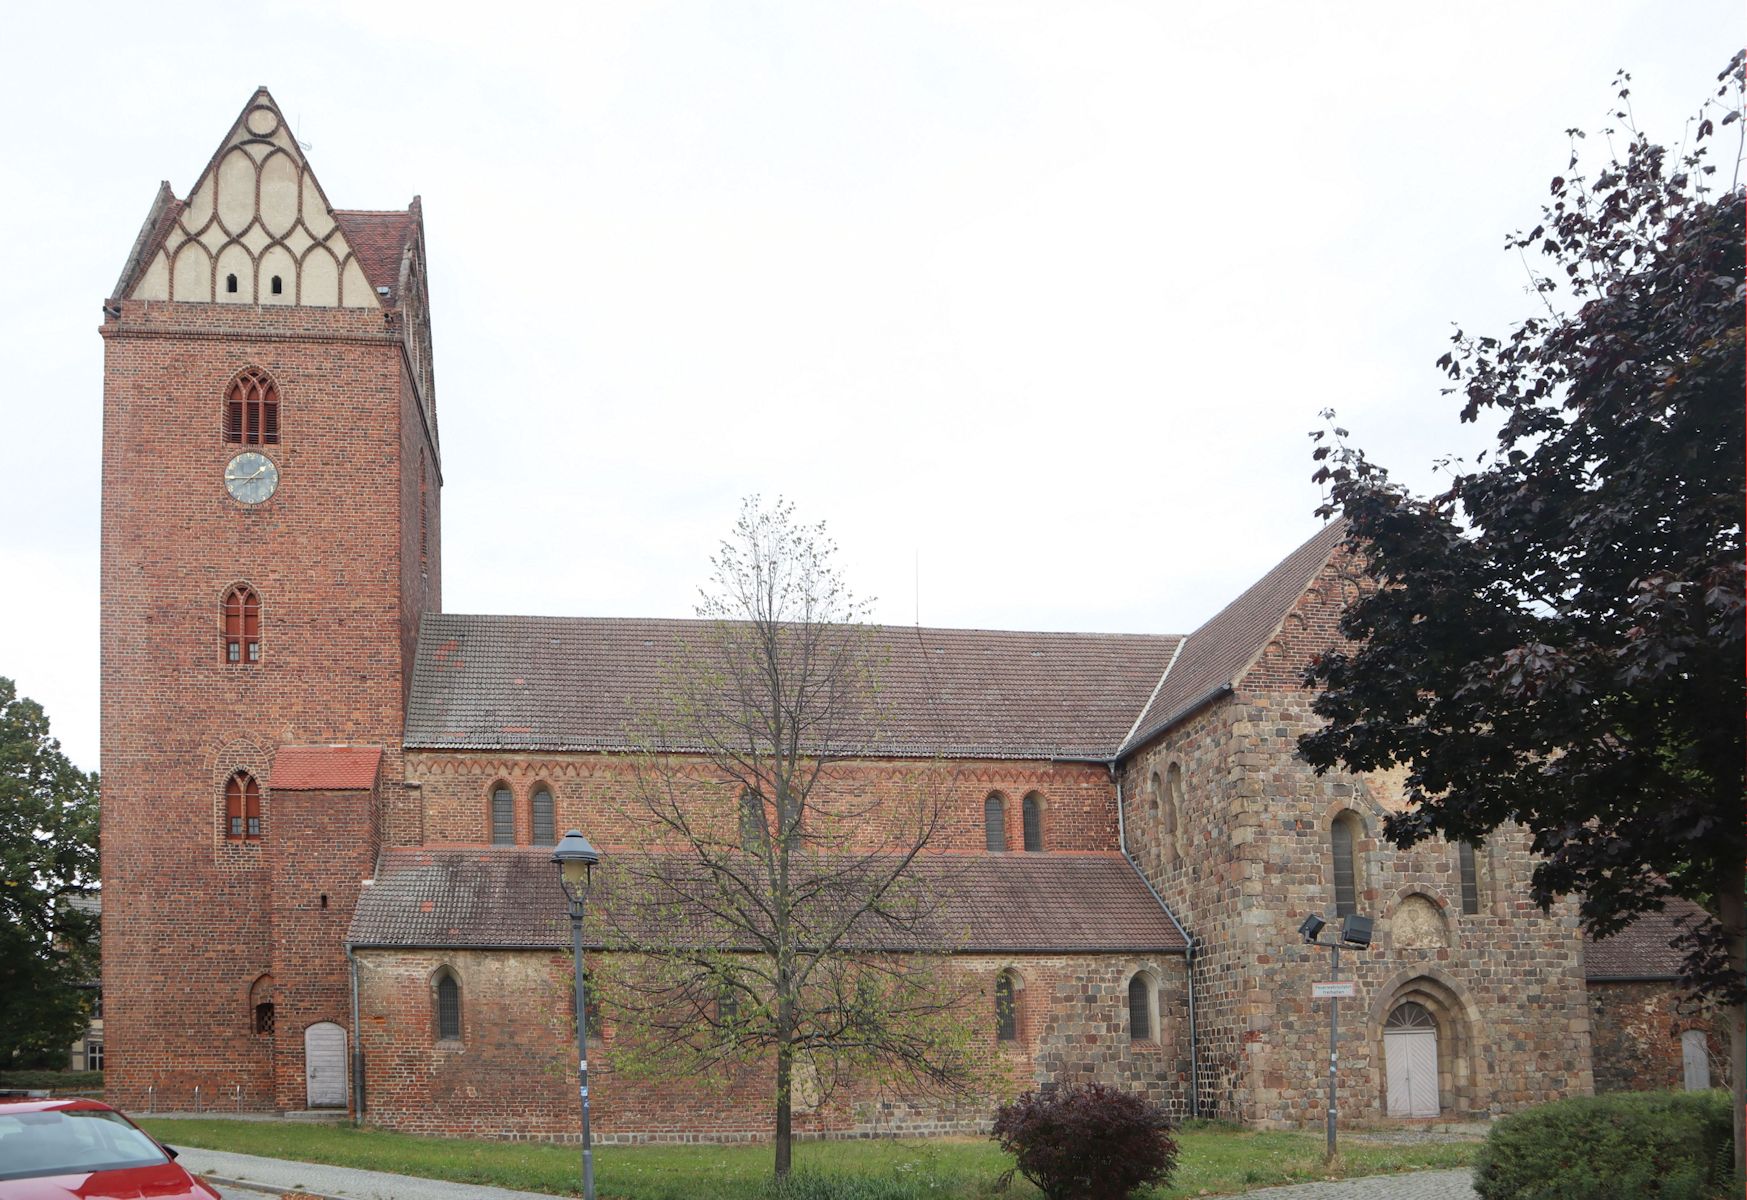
[424,610,1184,642]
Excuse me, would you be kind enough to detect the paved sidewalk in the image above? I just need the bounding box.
[1237,1168,1476,1199]
[175,1146,566,1200]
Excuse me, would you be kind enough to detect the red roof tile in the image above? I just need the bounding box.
[406,617,1181,760]
[333,210,415,303]
[1123,520,1347,751]
[348,846,1186,955]
[271,745,383,792]
[1584,898,1713,981]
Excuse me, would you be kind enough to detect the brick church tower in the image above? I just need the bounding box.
[99,88,439,1111]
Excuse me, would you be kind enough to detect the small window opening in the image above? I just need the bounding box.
[1128,973,1155,1041]
[1457,841,1480,915]
[225,771,263,842]
[270,275,283,295]
[254,1002,276,1035]
[222,584,261,665]
[718,988,739,1026]
[983,793,1007,852]
[1021,792,1045,852]
[226,273,238,293]
[490,786,514,844]
[1331,812,1361,917]
[995,973,1018,1042]
[436,971,461,1041]
[532,787,555,846]
[319,893,329,910]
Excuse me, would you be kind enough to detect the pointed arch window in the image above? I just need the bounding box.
[435,969,462,1042]
[740,789,767,853]
[984,793,1007,852]
[225,368,279,446]
[1163,762,1184,861]
[221,584,261,664]
[1021,792,1045,852]
[531,786,555,846]
[490,785,515,844]
[225,771,262,841]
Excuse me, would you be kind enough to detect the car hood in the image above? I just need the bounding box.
[0,1162,220,1200]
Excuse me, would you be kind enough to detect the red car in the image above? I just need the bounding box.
[0,1098,220,1200]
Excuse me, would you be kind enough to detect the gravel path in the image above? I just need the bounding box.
[1235,1168,1476,1199]
[176,1146,564,1200]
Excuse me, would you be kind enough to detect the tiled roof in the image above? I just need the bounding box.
[1122,520,1347,752]
[348,846,1187,955]
[333,211,415,303]
[271,745,383,791]
[406,616,1181,760]
[1584,898,1712,981]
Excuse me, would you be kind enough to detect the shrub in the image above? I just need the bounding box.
[0,1070,104,1092]
[1473,1090,1732,1200]
[991,1083,1177,1200]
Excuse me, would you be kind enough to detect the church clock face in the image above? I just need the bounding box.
[224,451,279,504]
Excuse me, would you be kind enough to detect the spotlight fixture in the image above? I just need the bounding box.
[1297,913,1327,943]
[1340,914,1374,948]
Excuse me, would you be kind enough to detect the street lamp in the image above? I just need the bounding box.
[1300,912,1372,1161]
[552,830,601,1200]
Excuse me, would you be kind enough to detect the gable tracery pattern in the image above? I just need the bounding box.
[128,96,377,309]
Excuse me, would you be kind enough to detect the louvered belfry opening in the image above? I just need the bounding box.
[225,368,280,445]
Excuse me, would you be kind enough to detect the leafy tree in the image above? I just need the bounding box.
[600,498,976,1179]
[0,677,100,1068]
[1301,56,1745,1177]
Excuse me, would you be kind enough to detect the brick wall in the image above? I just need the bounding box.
[99,297,432,1111]
[402,752,1117,856]
[353,948,1191,1140]
[1589,980,1730,1093]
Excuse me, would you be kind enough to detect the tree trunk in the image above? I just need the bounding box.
[1719,877,1745,1183]
[774,1031,793,1178]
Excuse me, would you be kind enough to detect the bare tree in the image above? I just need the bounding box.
[599,497,977,1178]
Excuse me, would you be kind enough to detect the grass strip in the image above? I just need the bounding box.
[140,1117,1475,1199]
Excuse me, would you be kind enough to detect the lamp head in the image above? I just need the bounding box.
[1298,913,1327,944]
[551,829,601,901]
[1340,914,1374,948]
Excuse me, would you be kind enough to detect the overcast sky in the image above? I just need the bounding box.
[0,1,1736,771]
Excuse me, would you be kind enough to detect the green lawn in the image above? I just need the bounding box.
[140,1118,1476,1199]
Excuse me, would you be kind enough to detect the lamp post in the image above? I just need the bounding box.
[1297,912,1373,1161]
[552,829,602,1200]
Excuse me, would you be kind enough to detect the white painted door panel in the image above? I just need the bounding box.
[305,1022,347,1108]
[1385,1029,1439,1117]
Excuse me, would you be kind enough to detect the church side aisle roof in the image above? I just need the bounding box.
[406,616,1182,760]
[349,846,1188,954]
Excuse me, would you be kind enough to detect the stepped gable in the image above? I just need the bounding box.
[1122,519,1348,752]
[1584,897,1713,981]
[406,614,1181,760]
[349,846,1187,954]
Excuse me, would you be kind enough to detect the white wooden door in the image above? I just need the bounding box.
[1682,1030,1711,1091]
[305,1022,347,1108]
[1385,1029,1439,1117]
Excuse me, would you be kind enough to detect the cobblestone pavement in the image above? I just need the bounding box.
[1235,1168,1476,1199]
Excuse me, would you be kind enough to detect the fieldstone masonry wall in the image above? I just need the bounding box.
[1120,558,1593,1126]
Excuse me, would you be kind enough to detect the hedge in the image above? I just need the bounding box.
[1473,1090,1732,1200]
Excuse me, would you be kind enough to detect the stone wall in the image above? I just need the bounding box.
[1118,557,1593,1126]
[353,949,1191,1140]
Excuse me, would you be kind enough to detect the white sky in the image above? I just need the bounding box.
[0,1,1735,771]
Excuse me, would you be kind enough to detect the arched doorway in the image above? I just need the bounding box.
[1384,1001,1439,1117]
[304,1022,347,1108]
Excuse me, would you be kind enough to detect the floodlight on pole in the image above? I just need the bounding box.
[1298,909,1371,1162]
[551,830,602,1200]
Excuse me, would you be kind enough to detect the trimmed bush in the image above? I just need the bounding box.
[0,1070,104,1092]
[991,1083,1178,1200]
[1473,1090,1732,1200]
